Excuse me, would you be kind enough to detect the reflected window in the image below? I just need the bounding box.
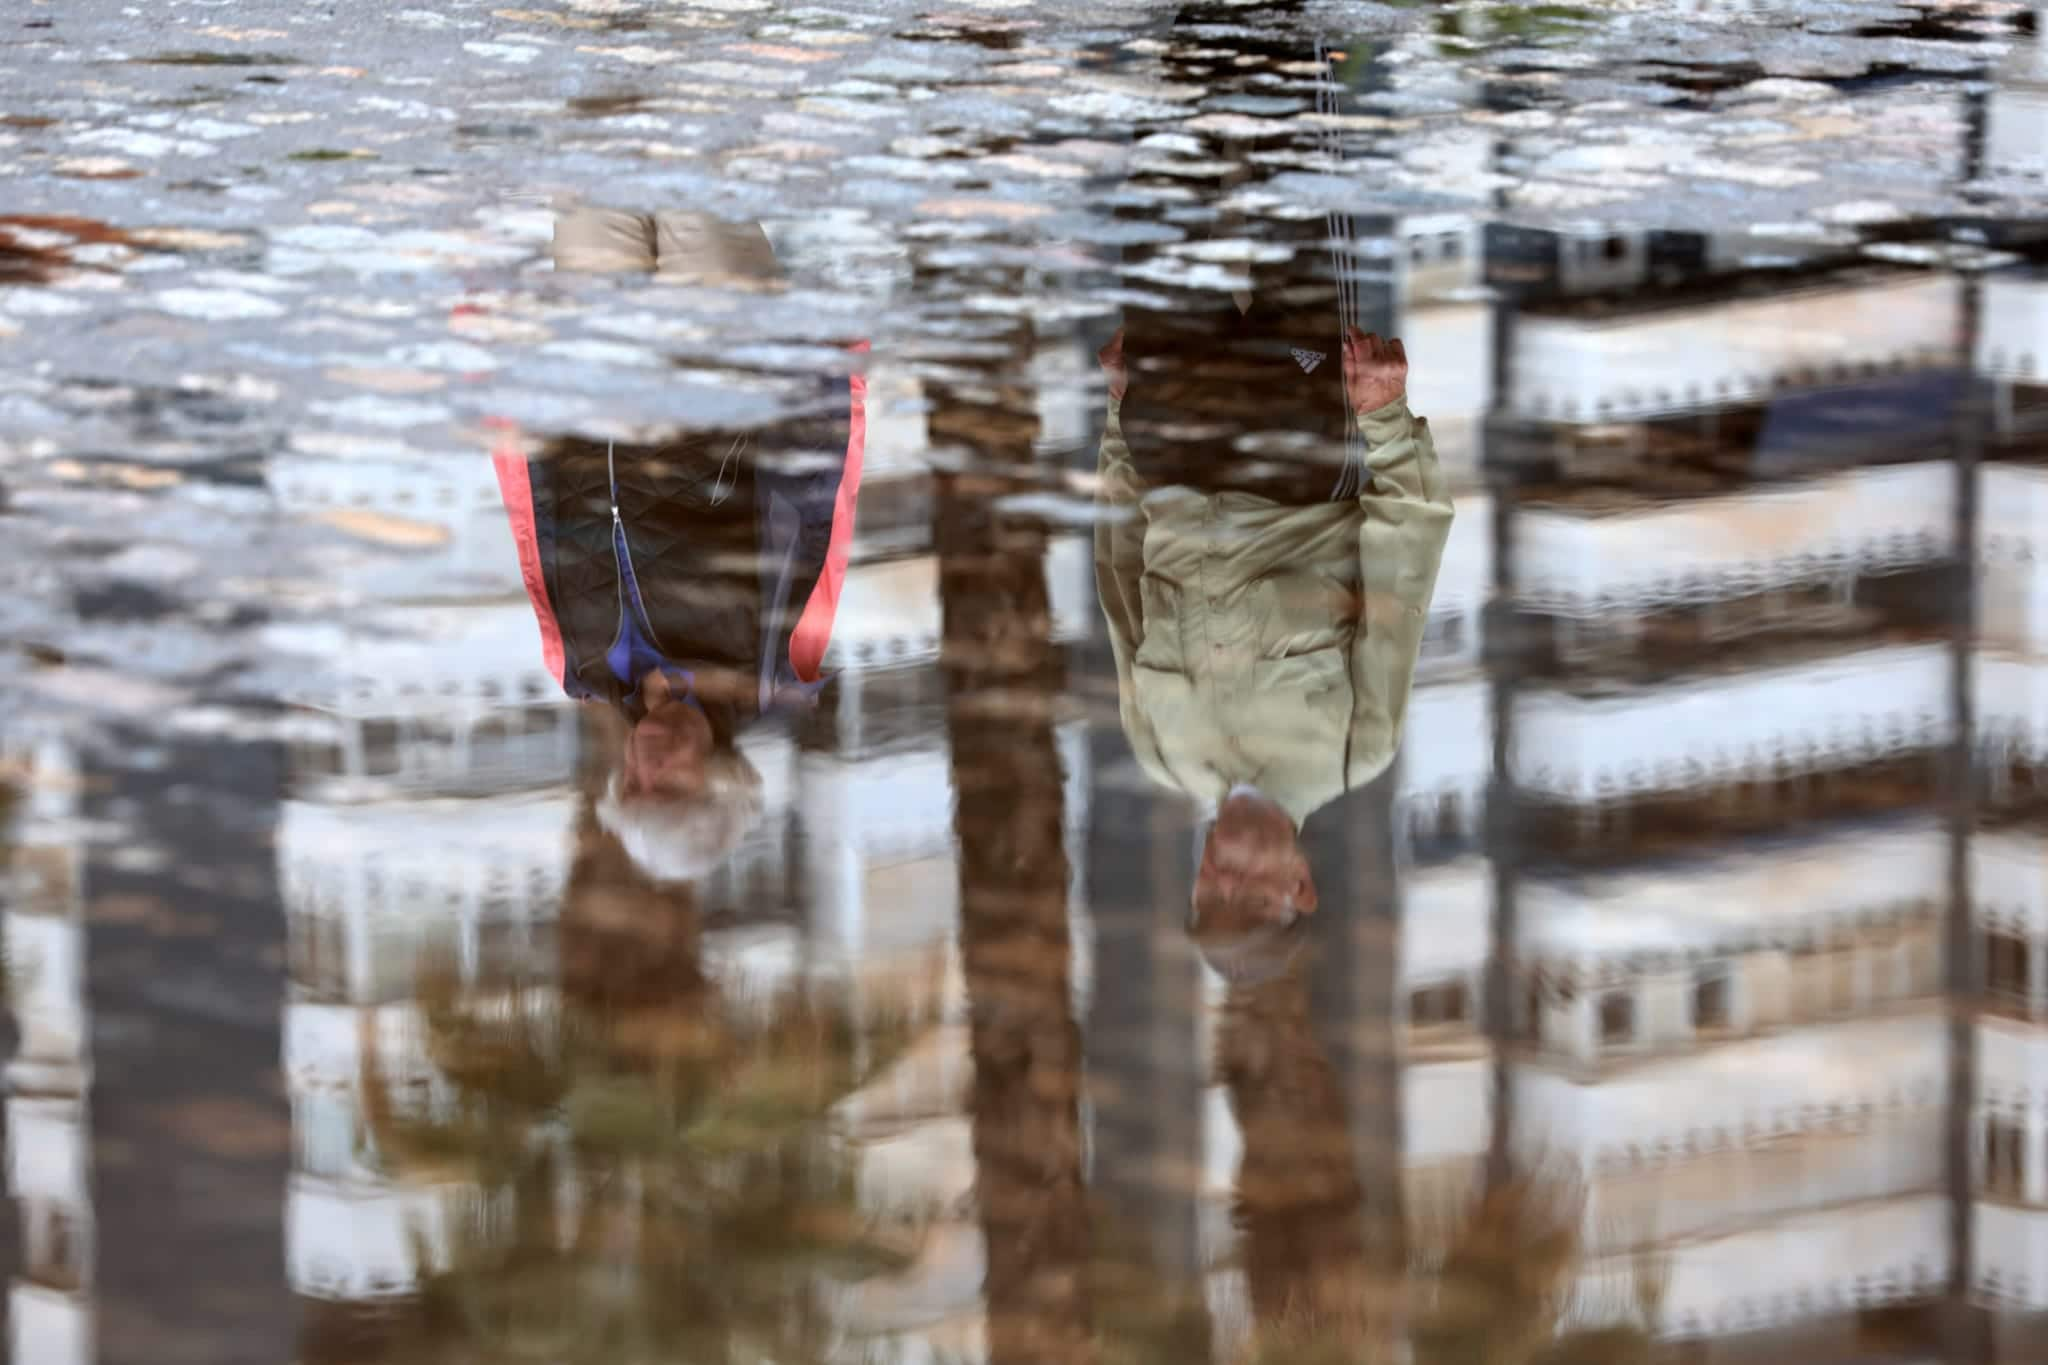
[1788,940,1824,1021]
[1828,937,1858,1016]
[1988,930,2031,1008]
[1984,1114,2026,1201]
[1599,990,1635,1048]
[1905,920,1941,997]
[361,719,401,778]
[291,738,342,781]
[518,702,565,736]
[1521,976,1546,1044]
[470,712,513,755]
[1410,978,1471,1029]
[45,1207,78,1282]
[1436,790,1462,841]
[27,1202,86,1291]
[290,913,348,998]
[1420,611,1467,662]
[1693,968,1730,1034]
[297,1091,360,1179]
[368,920,457,1001]
[525,917,558,971]
[476,916,534,986]
[409,715,460,774]
[470,704,567,758]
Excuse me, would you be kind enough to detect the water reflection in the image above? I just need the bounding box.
[1,732,91,1365]
[6,0,2048,1362]
[498,205,863,883]
[1099,324,1451,940]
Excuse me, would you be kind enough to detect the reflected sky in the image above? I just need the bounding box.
[4,2,2048,1364]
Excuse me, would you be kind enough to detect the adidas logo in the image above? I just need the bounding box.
[1291,347,1326,374]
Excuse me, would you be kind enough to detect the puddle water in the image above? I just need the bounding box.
[4,1,2048,1362]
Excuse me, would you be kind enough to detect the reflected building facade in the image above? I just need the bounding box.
[1087,172,2048,1364]
[1488,237,1964,1353]
[1972,180,2048,1353]
[6,8,2048,1365]
[271,447,579,1335]
[3,724,91,1365]
[1482,209,2043,1359]
[238,217,2048,1365]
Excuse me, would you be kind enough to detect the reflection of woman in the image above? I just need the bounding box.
[337,714,926,1365]
[495,210,866,880]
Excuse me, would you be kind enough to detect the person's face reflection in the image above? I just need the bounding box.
[1194,794,1318,935]
[621,672,713,799]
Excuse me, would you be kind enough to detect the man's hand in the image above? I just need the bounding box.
[1343,327,1406,417]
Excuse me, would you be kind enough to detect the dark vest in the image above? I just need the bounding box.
[526,410,845,737]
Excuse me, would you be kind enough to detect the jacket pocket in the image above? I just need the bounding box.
[1253,571,1356,659]
[1256,645,1349,698]
[1253,647,1351,777]
[1136,573,1184,670]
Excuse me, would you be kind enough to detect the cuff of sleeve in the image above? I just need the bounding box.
[1357,396,1416,443]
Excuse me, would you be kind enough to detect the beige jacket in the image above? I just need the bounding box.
[1094,396,1454,825]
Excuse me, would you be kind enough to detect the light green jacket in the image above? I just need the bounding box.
[1094,396,1454,826]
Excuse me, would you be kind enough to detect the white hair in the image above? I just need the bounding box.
[595,748,766,885]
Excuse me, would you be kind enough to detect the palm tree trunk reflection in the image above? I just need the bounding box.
[934,365,1094,1364]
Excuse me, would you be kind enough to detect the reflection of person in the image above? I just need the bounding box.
[1096,329,1451,929]
[495,211,865,880]
[1193,917,1376,1346]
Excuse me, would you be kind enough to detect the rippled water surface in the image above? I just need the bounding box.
[5,1,2048,1362]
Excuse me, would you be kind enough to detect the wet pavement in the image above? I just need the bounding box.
[5,1,2048,1363]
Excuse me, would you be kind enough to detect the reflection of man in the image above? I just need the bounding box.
[1194,919,1375,1346]
[494,210,865,880]
[1095,328,1451,931]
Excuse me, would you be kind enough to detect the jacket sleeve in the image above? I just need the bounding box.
[1347,397,1455,788]
[1093,403,1171,786]
[491,429,573,695]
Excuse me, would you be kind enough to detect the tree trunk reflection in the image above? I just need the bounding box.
[934,355,1094,1365]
